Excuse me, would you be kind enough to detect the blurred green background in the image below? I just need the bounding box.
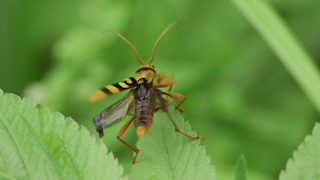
[1,0,320,179]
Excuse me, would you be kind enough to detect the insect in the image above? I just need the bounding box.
[89,22,203,164]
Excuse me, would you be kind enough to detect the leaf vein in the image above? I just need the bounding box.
[0,172,17,180]
[0,117,31,179]
[161,116,173,180]
[145,154,163,178]
[8,96,63,179]
[190,146,201,180]
[0,145,10,176]
[172,133,182,169]
[63,122,84,180]
[74,126,82,158]
[39,105,44,137]
[179,138,191,180]
[7,98,33,179]
[47,113,55,150]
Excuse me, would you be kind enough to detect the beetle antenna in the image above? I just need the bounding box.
[103,29,145,65]
[148,22,182,65]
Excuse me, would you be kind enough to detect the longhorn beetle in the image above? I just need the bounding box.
[89,22,203,164]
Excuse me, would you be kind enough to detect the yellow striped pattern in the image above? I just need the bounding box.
[88,77,137,102]
[89,90,107,102]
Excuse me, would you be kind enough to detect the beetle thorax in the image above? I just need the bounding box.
[134,65,156,83]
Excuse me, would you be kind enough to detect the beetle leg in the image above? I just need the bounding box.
[161,91,185,112]
[157,106,204,140]
[117,117,139,164]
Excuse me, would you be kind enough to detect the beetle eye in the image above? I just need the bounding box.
[152,65,155,68]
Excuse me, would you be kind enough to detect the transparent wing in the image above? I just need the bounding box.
[149,88,168,112]
[93,90,134,137]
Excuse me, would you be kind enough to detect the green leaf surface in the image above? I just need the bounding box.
[130,109,215,180]
[279,123,320,180]
[234,155,247,180]
[0,89,125,180]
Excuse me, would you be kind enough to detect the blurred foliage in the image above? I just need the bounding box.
[232,0,320,113]
[234,155,247,180]
[1,0,320,179]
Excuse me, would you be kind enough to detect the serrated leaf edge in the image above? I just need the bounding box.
[0,89,125,179]
[279,122,320,179]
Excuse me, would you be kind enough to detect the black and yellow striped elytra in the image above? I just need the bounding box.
[89,77,137,102]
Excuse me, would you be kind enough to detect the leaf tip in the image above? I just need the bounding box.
[234,154,247,180]
[0,88,4,96]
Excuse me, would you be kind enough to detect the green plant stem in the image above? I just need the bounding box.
[231,0,320,113]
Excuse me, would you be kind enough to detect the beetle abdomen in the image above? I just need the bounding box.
[134,99,153,137]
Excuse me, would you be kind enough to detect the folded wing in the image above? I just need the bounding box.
[93,90,134,137]
[149,88,168,112]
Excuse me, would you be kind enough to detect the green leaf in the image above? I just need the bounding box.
[234,155,247,180]
[279,123,320,180]
[0,89,125,180]
[230,0,320,113]
[130,109,215,180]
